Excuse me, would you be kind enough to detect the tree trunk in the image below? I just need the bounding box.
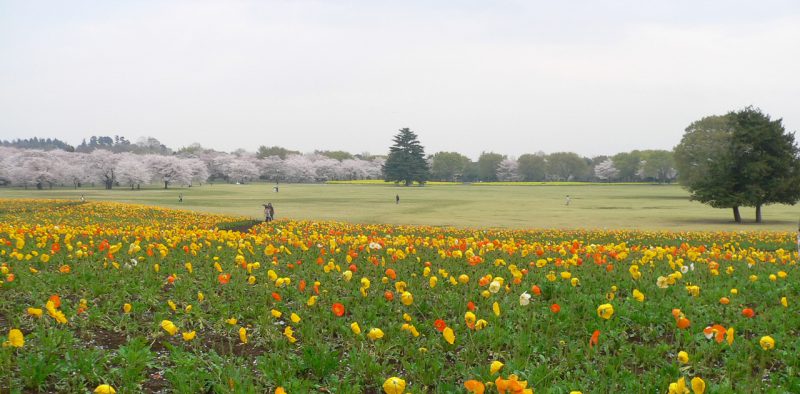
[755,204,762,223]
[105,179,113,190]
[164,181,169,189]
[733,206,741,223]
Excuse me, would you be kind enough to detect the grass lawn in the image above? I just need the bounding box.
[0,183,798,231]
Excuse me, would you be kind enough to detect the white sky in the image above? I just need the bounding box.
[1,0,799,159]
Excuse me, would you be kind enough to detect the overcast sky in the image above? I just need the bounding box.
[1,1,798,159]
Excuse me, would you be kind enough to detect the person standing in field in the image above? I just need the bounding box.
[179,193,183,203]
[396,194,400,204]
[263,203,272,222]
[565,195,571,206]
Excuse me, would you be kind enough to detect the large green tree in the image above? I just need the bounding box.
[517,154,547,181]
[430,152,471,181]
[383,128,429,186]
[730,107,800,222]
[477,152,505,181]
[674,108,800,223]
[674,115,742,221]
[639,150,676,183]
[611,151,643,181]
[546,152,591,181]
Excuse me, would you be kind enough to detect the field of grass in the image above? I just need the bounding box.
[1,183,798,232]
[0,199,798,393]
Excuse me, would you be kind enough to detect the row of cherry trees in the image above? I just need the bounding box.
[0,147,384,189]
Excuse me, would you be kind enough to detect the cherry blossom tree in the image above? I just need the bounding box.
[86,150,120,189]
[146,155,192,189]
[594,159,619,182]
[496,158,520,181]
[116,154,153,189]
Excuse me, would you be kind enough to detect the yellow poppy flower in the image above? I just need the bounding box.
[443,327,455,345]
[759,336,775,351]
[368,328,385,341]
[597,304,614,320]
[94,384,117,394]
[182,331,196,341]
[382,377,406,394]
[490,360,504,374]
[690,377,705,394]
[160,320,178,336]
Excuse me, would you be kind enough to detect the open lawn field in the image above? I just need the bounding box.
[1,183,799,231]
[0,199,798,393]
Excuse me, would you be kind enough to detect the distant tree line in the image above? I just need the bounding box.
[0,144,384,189]
[1,137,75,151]
[427,149,676,183]
[0,132,678,188]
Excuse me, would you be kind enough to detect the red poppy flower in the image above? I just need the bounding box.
[590,330,600,348]
[434,319,447,332]
[348,264,357,273]
[272,292,282,302]
[467,301,476,311]
[332,303,345,317]
[550,303,561,314]
[742,308,755,318]
[217,273,231,285]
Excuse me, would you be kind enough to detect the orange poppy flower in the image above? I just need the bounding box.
[741,308,755,318]
[272,292,282,302]
[704,324,727,343]
[384,291,394,301]
[467,301,476,311]
[550,304,561,314]
[332,303,345,317]
[531,285,541,296]
[464,380,485,394]
[217,273,230,284]
[677,317,691,329]
[49,294,61,309]
[385,269,397,280]
[434,319,447,332]
[590,330,600,348]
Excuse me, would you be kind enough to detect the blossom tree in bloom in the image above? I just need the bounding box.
[146,155,192,189]
[116,154,153,189]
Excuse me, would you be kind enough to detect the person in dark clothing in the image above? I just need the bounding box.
[396,194,400,204]
[263,203,275,222]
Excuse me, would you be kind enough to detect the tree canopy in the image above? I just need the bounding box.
[382,128,429,186]
[674,108,800,223]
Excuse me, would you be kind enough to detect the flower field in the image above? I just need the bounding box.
[0,199,798,393]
